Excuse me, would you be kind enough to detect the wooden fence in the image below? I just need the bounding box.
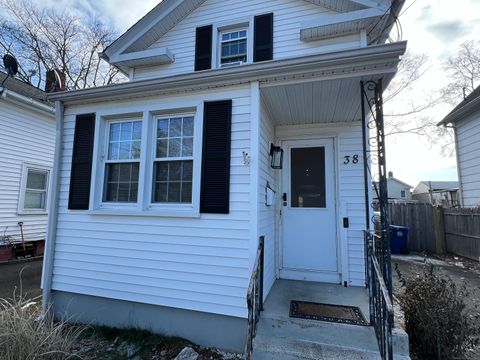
[388,203,480,260]
[388,203,436,253]
[443,208,480,261]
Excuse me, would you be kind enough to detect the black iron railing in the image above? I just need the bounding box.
[245,236,264,360]
[366,231,394,360]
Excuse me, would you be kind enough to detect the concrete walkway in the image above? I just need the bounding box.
[252,280,410,359]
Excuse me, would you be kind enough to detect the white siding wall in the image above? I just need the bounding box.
[456,113,480,206]
[338,123,367,285]
[0,99,55,243]
[258,100,277,299]
[133,0,361,80]
[53,85,252,318]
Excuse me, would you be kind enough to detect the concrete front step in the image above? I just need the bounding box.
[252,317,410,360]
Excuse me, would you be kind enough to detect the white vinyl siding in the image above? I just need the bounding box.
[134,0,361,80]
[258,100,277,299]
[0,100,55,244]
[52,85,252,318]
[456,114,480,206]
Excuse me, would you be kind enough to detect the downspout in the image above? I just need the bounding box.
[449,123,464,207]
[360,82,371,233]
[42,100,64,314]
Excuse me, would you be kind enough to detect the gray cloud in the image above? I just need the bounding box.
[426,20,473,42]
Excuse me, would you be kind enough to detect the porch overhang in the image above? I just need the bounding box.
[49,41,406,106]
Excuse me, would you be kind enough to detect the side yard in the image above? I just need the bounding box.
[392,253,480,359]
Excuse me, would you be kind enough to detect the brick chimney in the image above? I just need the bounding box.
[45,69,66,93]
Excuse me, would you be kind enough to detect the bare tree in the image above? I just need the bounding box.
[0,0,125,89]
[443,40,480,103]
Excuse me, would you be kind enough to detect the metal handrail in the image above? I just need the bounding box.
[366,230,394,360]
[245,237,264,360]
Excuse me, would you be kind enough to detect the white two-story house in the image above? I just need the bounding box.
[43,0,408,357]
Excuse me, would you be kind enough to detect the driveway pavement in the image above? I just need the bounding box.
[0,258,43,300]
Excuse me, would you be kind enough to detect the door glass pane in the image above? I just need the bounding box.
[291,147,326,208]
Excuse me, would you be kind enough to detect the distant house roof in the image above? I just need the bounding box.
[420,181,459,191]
[438,85,480,126]
[0,71,49,105]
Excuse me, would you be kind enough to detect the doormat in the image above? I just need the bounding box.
[289,300,368,326]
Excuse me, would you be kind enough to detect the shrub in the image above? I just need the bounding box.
[0,294,86,360]
[395,264,479,360]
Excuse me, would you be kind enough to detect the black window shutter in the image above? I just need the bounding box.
[254,13,274,62]
[195,25,213,71]
[200,100,232,214]
[68,113,96,210]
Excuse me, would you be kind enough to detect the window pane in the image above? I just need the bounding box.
[24,191,46,209]
[133,121,142,140]
[108,142,119,160]
[290,147,326,208]
[131,140,141,159]
[183,117,194,136]
[120,122,132,141]
[231,31,238,39]
[157,119,169,138]
[239,30,247,38]
[170,118,182,137]
[168,138,181,157]
[152,161,193,204]
[110,123,121,142]
[26,171,47,190]
[168,182,181,203]
[104,163,139,202]
[119,141,131,160]
[156,139,168,158]
[182,137,193,157]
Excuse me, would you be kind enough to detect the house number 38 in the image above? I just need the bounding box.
[344,154,359,165]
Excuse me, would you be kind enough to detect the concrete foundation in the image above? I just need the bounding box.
[51,291,247,353]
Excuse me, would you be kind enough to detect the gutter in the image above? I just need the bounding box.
[0,88,54,114]
[438,96,480,126]
[49,41,407,105]
[42,100,64,314]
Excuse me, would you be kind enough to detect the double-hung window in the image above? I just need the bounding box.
[153,115,194,204]
[19,165,50,213]
[220,28,248,67]
[103,120,142,203]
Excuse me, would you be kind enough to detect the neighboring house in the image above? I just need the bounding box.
[0,71,55,259]
[412,181,460,207]
[42,0,407,355]
[373,171,413,202]
[438,86,480,207]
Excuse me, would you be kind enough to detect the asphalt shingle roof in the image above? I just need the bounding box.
[0,71,49,105]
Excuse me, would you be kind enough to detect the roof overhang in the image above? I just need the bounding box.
[438,96,480,126]
[49,41,406,106]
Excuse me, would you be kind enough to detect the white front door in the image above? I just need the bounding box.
[280,138,339,283]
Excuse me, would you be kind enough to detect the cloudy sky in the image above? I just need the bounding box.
[36,0,480,186]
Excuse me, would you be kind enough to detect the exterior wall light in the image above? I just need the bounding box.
[270,144,283,169]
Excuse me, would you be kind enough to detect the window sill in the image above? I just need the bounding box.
[86,208,200,218]
[17,210,48,215]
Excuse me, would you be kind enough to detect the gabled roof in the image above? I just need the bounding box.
[102,0,403,73]
[438,84,480,125]
[419,181,459,191]
[388,177,413,188]
[0,71,49,105]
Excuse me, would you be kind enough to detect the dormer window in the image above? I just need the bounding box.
[219,28,248,67]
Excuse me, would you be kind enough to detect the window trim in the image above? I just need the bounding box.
[99,117,143,209]
[214,18,253,69]
[18,162,51,215]
[90,105,203,218]
[218,27,249,67]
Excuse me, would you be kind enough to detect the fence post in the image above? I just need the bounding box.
[433,206,446,255]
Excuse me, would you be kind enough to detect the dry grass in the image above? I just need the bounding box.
[0,293,86,360]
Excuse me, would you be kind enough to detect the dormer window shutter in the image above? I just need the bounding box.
[200,100,232,214]
[254,13,274,62]
[68,113,96,210]
[195,25,213,71]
